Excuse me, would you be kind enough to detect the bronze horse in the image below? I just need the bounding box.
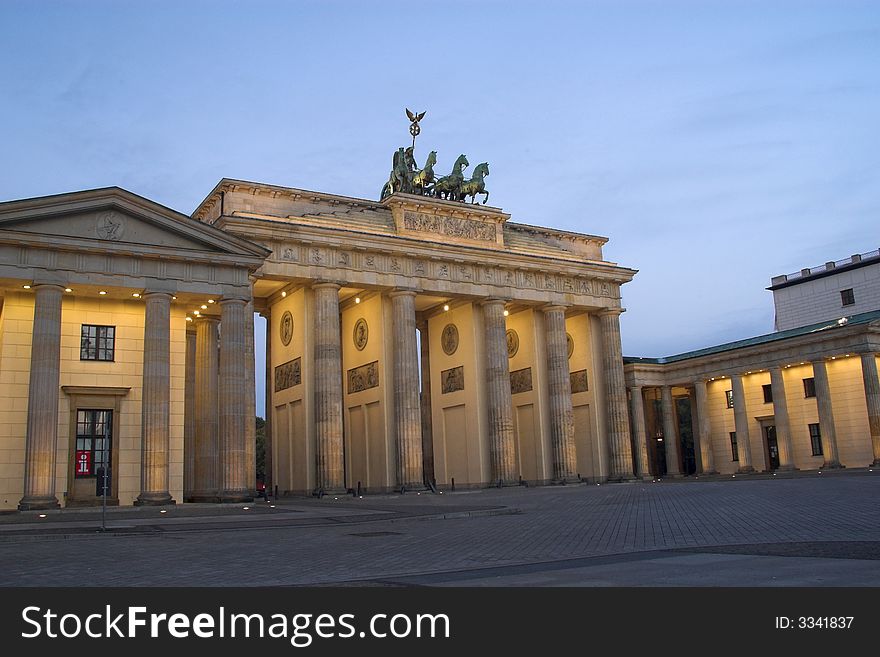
[411,150,437,196]
[432,154,469,201]
[458,162,489,204]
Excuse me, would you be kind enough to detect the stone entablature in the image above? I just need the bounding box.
[224,220,629,308]
[192,179,611,264]
[624,317,880,387]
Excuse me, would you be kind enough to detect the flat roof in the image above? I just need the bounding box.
[624,309,880,365]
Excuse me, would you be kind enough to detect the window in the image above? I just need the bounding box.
[80,325,115,361]
[803,377,816,398]
[840,288,855,306]
[729,432,739,461]
[809,423,823,456]
[75,409,112,481]
[762,384,773,404]
[725,390,734,409]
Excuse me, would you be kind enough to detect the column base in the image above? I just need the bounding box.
[187,492,220,503]
[134,493,175,506]
[18,495,60,511]
[872,459,880,467]
[698,470,719,475]
[774,465,798,472]
[550,476,580,485]
[218,491,254,503]
[821,462,844,470]
[314,488,349,498]
[736,466,756,474]
[607,473,638,482]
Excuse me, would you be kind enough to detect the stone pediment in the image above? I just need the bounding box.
[0,187,269,261]
[381,192,510,248]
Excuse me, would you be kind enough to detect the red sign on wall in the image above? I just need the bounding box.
[75,450,91,476]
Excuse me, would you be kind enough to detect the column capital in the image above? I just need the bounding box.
[31,281,66,289]
[194,314,220,325]
[142,291,173,302]
[312,280,345,291]
[388,288,418,299]
[218,296,248,307]
[479,297,509,308]
[629,384,644,392]
[217,294,251,306]
[542,303,570,314]
[598,307,626,317]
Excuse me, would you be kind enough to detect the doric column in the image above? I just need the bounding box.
[693,380,717,474]
[812,360,842,468]
[184,327,196,499]
[629,386,651,478]
[660,385,681,476]
[482,299,517,484]
[244,295,256,495]
[543,305,577,480]
[313,282,345,492]
[860,353,880,466]
[263,309,273,494]
[192,315,220,501]
[136,292,174,505]
[599,309,635,480]
[19,283,64,510]
[769,367,796,470]
[730,374,754,472]
[390,290,424,489]
[218,296,252,502]
[417,318,435,486]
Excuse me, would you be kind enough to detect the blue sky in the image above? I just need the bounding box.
[1,0,877,415]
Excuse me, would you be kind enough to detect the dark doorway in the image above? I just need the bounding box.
[764,424,780,470]
[71,409,113,503]
[675,397,697,475]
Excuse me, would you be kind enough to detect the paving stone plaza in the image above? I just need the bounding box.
[2,472,878,587]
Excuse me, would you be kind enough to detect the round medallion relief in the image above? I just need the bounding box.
[353,318,369,351]
[279,310,293,346]
[96,212,125,241]
[441,324,459,356]
[566,332,574,359]
[506,329,519,358]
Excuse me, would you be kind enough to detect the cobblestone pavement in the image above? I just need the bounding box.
[1,471,879,586]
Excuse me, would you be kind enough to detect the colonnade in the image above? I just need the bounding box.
[18,283,254,510]
[282,284,636,492]
[628,357,880,477]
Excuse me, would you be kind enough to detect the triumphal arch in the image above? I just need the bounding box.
[193,151,638,494]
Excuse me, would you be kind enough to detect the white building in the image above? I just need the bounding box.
[770,249,880,331]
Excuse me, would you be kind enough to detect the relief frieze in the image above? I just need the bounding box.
[570,369,589,394]
[403,210,496,242]
[510,367,533,394]
[441,366,464,394]
[275,357,302,393]
[348,360,379,394]
[269,242,618,303]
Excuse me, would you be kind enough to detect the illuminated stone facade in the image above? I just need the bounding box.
[0,180,638,508]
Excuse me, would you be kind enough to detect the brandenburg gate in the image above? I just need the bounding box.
[192,165,638,494]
